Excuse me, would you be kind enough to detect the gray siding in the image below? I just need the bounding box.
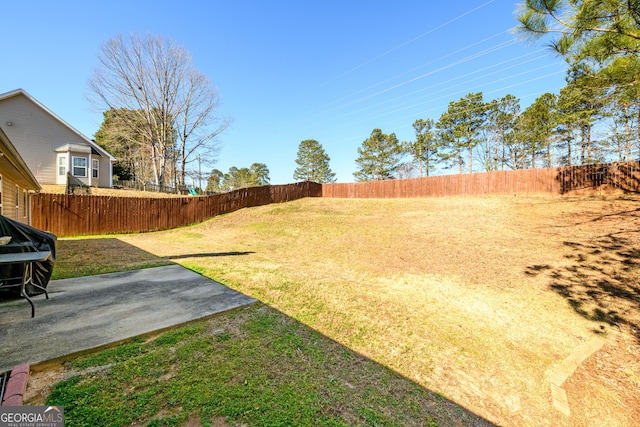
[0,174,31,225]
[0,93,113,187]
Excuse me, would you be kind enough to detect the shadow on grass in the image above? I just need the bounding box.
[44,304,498,427]
[168,251,255,259]
[33,237,497,426]
[53,238,172,280]
[526,207,640,339]
[555,161,640,194]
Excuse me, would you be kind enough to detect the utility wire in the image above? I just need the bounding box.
[281,47,554,138]
[317,0,499,87]
[281,37,526,137]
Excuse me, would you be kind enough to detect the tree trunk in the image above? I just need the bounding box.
[151,143,166,188]
[580,125,587,165]
[494,130,501,171]
[531,143,535,169]
[424,148,429,177]
[636,105,640,160]
[624,113,631,161]
[587,123,592,163]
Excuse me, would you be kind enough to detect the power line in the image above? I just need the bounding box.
[323,30,512,109]
[314,0,499,88]
[279,38,523,137]
[257,1,571,164]
[322,69,568,146]
[291,2,506,128]
[280,47,554,138]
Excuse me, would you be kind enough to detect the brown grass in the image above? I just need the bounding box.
[38,194,640,426]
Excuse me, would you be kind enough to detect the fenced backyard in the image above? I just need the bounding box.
[22,166,640,426]
[31,162,640,236]
[40,193,640,426]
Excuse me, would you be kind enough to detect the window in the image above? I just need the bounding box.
[58,156,67,176]
[72,156,87,177]
[23,190,28,218]
[92,159,99,179]
[15,185,19,220]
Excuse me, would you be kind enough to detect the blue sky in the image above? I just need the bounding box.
[2,0,568,185]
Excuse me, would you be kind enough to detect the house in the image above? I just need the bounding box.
[0,127,40,225]
[0,89,115,188]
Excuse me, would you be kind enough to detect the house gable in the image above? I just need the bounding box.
[0,89,115,187]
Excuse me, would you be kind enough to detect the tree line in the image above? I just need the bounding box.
[207,51,640,188]
[91,2,640,187]
[353,72,637,181]
[206,163,270,193]
[204,139,336,192]
[352,1,640,180]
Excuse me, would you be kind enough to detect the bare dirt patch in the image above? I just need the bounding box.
[563,327,640,426]
[24,364,66,406]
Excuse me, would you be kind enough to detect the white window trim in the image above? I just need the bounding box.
[58,155,67,176]
[92,158,99,179]
[72,156,88,178]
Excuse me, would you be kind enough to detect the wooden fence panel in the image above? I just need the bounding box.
[31,182,322,237]
[321,162,640,199]
[30,164,639,236]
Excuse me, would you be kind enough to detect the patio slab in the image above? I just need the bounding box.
[0,264,256,372]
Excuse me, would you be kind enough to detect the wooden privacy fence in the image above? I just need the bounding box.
[556,161,640,194]
[31,181,322,237]
[322,162,640,198]
[323,168,561,198]
[30,162,639,236]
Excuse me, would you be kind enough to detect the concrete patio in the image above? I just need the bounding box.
[0,264,257,372]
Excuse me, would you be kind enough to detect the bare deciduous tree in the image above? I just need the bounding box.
[88,33,229,188]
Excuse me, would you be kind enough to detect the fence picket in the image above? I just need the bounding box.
[320,162,639,199]
[31,163,639,237]
[31,182,323,237]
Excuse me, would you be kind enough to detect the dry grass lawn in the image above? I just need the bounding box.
[114,194,640,426]
[34,194,639,426]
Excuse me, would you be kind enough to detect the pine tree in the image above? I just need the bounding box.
[293,140,336,183]
[436,93,486,174]
[249,163,270,186]
[406,119,440,176]
[512,93,557,169]
[483,95,520,171]
[206,168,225,193]
[353,129,402,181]
[516,0,640,63]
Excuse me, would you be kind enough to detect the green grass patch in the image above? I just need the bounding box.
[46,305,461,426]
[70,337,147,370]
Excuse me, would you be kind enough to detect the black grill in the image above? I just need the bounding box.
[0,370,9,404]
